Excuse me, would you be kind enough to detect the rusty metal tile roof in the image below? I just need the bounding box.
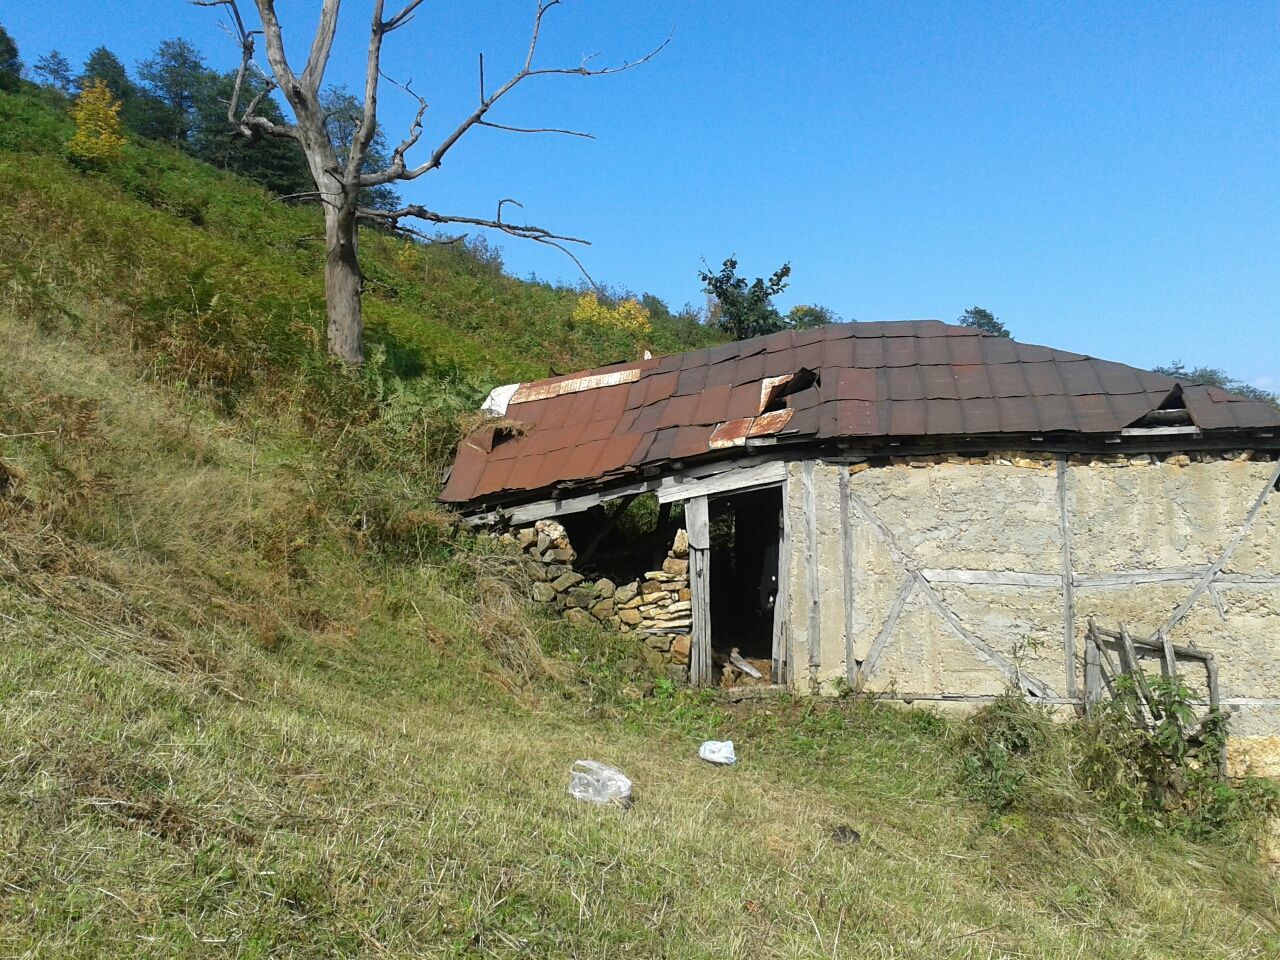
[441,319,1280,505]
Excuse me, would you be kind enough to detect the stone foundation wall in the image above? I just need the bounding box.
[497,519,693,682]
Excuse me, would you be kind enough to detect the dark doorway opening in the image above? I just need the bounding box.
[708,487,782,683]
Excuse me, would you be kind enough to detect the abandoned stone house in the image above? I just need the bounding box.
[441,320,1280,773]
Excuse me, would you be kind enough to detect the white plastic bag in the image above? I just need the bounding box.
[699,740,736,765]
[567,760,633,804]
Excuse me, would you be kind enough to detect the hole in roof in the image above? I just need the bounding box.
[761,368,819,414]
[1125,387,1195,429]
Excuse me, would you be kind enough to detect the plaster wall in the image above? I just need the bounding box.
[780,454,1280,759]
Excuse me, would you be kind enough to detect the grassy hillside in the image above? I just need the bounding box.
[1,87,1279,958]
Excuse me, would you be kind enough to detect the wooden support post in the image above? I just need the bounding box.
[1084,633,1102,715]
[1056,458,1078,699]
[839,466,857,686]
[802,460,822,680]
[686,495,712,687]
[1158,631,1177,679]
[772,477,791,686]
[1118,623,1160,724]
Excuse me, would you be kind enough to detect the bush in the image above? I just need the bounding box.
[961,692,1280,843]
[68,79,127,165]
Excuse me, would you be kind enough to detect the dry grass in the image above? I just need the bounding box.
[0,314,1277,958]
[0,85,1277,955]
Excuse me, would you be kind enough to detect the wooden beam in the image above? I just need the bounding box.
[1153,459,1280,642]
[839,467,857,686]
[855,577,913,689]
[685,496,711,687]
[1119,426,1202,436]
[1084,633,1102,715]
[772,475,792,685]
[1057,458,1077,699]
[1074,568,1207,587]
[919,569,1061,588]
[802,461,822,678]
[656,459,787,504]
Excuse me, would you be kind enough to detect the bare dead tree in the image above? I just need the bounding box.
[194,0,666,367]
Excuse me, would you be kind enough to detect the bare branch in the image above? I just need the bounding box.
[193,0,299,141]
[477,120,594,139]
[357,202,597,286]
[359,4,669,188]
[383,0,427,33]
[349,0,389,179]
[301,0,342,91]
[496,198,523,222]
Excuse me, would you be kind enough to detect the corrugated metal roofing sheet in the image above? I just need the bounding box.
[441,320,1280,504]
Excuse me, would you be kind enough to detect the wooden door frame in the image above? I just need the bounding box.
[686,482,788,687]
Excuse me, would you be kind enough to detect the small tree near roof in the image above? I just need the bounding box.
[699,256,792,340]
[958,306,1011,338]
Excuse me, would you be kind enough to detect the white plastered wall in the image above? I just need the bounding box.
[781,454,1280,772]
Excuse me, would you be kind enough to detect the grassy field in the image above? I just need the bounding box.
[1,87,1279,958]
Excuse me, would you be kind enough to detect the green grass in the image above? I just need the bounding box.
[0,85,1278,958]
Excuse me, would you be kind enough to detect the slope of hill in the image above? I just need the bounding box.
[1,87,1278,959]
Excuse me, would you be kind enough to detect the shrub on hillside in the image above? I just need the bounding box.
[961,692,1280,842]
[68,79,127,165]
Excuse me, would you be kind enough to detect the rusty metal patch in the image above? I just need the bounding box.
[510,367,643,404]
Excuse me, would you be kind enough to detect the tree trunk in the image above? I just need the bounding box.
[323,202,364,367]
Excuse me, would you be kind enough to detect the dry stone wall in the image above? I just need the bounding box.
[497,519,693,681]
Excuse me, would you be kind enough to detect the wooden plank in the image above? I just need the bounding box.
[839,467,857,686]
[1154,459,1280,641]
[685,496,711,687]
[1119,624,1159,723]
[844,485,1056,698]
[913,572,1056,699]
[1057,458,1077,699]
[656,460,787,503]
[772,483,790,684]
[1084,634,1102,715]
[1158,631,1177,678]
[855,577,913,689]
[1205,656,1221,712]
[1216,573,1280,586]
[499,478,660,525]
[684,494,710,550]
[803,461,822,675]
[1119,425,1202,436]
[1074,569,1207,587]
[920,569,1061,588]
[1208,583,1227,621]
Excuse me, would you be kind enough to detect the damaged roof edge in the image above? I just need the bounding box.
[439,320,1280,508]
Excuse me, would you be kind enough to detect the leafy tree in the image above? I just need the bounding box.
[34,50,74,94]
[192,71,311,197]
[572,290,651,334]
[137,38,211,144]
[788,303,842,329]
[699,256,792,340]
[958,305,1011,338]
[78,47,135,101]
[320,86,401,212]
[68,78,127,164]
[0,24,21,92]
[1153,362,1278,406]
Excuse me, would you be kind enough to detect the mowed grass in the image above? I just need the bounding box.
[0,85,1278,957]
[1,312,1277,959]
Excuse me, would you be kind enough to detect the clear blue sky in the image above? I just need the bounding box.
[7,2,1279,388]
